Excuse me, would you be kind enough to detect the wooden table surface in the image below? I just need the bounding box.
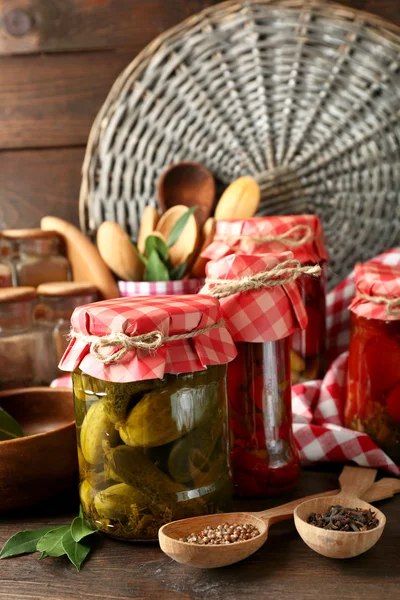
[1,468,399,600]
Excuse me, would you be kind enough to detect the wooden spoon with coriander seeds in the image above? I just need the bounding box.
[294,467,386,559]
[159,467,391,568]
[96,221,143,281]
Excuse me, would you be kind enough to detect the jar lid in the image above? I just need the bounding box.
[350,263,400,321]
[0,287,36,303]
[202,215,329,265]
[59,294,237,382]
[2,229,60,240]
[200,252,309,343]
[37,282,98,297]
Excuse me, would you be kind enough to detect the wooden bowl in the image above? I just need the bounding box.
[0,387,77,512]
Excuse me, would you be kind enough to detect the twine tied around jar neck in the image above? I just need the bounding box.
[357,292,400,316]
[215,224,315,248]
[203,259,321,299]
[69,320,225,364]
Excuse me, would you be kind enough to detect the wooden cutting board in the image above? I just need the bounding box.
[41,216,119,300]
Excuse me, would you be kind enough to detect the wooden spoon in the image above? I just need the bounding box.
[158,162,215,229]
[156,205,199,267]
[97,221,143,281]
[159,467,390,569]
[137,206,160,254]
[294,467,386,559]
[41,216,119,300]
[214,176,260,220]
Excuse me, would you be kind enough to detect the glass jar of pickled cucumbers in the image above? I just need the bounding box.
[60,294,237,541]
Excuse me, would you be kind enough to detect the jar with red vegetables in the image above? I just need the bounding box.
[346,263,400,463]
[201,252,320,497]
[202,215,329,382]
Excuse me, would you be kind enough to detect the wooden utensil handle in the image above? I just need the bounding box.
[338,466,377,498]
[255,489,341,525]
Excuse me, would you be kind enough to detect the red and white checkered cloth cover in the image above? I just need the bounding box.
[326,248,400,363]
[293,352,400,476]
[59,294,237,382]
[296,248,400,475]
[350,262,400,321]
[119,278,204,297]
[202,215,329,265]
[200,252,308,342]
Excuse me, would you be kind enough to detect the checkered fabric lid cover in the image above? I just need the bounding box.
[200,252,308,343]
[202,215,329,265]
[59,294,237,382]
[350,263,400,321]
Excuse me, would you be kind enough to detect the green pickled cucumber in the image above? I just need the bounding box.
[103,380,155,425]
[80,479,95,513]
[168,418,223,484]
[80,400,118,465]
[118,381,219,448]
[94,483,147,521]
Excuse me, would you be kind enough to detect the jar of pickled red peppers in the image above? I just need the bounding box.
[201,252,321,497]
[202,215,329,382]
[346,263,400,463]
[59,294,237,541]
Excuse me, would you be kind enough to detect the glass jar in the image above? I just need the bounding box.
[0,287,55,390]
[291,264,327,382]
[3,229,70,287]
[346,312,400,462]
[59,294,237,541]
[229,339,300,496]
[35,282,98,380]
[73,365,231,541]
[201,252,309,497]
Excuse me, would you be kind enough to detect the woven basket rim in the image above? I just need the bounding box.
[79,0,400,234]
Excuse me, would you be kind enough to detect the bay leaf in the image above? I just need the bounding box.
[61,529,91,572]
[71,516,96,543]
[144,250,170,282]
[145,235,169,262]
[36,525,71,557]
[0,407,24,441]
[0,527,54,559]
[169,261,187,281]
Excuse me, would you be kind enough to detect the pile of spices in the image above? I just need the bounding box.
[180,523,260,545]
[307,505,379,532]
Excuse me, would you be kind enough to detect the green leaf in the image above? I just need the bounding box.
[36,526,71,557]
[39,552,49,560]
[167,206,197,248]
[169,261,187,281]
[61,530,91,572]
[0,407,24,441]
[132,242,148,266]
[71,517,96,543]
[0,527,54,559]
[144,250,170,282]
[145,235,169,261]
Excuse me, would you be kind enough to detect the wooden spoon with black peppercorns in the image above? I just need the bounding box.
[159,467,394,568]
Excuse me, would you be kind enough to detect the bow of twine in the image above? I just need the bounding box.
[358,292,400,316]
[215,224,315,248]
[69,320,224,365]
[202,259,321,299]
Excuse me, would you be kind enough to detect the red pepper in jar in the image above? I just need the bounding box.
[346,263,400,463]
[201,252,311,497]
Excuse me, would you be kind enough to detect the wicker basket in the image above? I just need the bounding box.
[80,0,400,287]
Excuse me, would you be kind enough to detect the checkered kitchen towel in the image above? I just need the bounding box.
[296,248,400,475]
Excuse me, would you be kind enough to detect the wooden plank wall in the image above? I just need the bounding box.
[0,0,398,229]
